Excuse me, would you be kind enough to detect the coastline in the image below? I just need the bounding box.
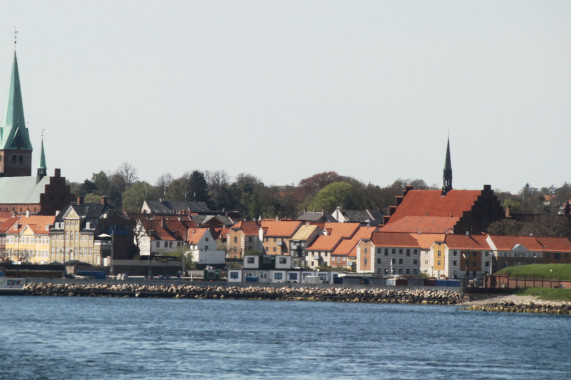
[461,293,571,315]
[5,281,570,315]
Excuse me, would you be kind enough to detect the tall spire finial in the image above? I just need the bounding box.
[442,137,453,196]
[37,130,47,181]
[13,28,18,50]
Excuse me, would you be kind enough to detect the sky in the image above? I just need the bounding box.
[1,1,570,194]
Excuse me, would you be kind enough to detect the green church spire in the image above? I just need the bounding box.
[37,135,47,179]
[0,51,33,151]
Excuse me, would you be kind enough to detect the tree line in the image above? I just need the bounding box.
[73,163,571,228]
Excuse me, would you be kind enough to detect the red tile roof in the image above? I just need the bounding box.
[333,226,377,257]
[187,228,209,245]
[489,235,571,252]
[308,235,342,252]
[370,232,420,248]
[231,220,260,236]
[6,215,55,235]
[445,234,490,250]
[260,220,301,238]
[381,216,459,233]
[387,189,481,222]
[410,233,446,249]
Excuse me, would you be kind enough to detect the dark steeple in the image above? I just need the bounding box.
[442,138,452,196]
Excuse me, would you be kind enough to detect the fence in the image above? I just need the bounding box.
[485,274,571,289]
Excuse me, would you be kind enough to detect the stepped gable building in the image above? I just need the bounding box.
[0,51,71,215]
[50,196,135,265]
[382,139,504,234]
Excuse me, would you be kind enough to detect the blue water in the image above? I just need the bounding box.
[0,297,569,379]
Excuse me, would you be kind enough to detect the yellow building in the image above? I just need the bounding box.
[4,215,55,263]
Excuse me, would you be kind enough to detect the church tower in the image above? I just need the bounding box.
[0,51,33,177]
[442,138,452,196]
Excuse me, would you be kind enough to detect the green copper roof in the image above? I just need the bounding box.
[0,52,33,151]
[38,137,46,170]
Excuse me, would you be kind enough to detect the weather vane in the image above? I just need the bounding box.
[13,28,18,48]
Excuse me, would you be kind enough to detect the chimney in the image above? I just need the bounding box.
[383,215,390,225]
[55,168,61,177]
[404,185,413,195]
[101,196,107,205]
[25,210,30,218]
[77,196,84,205]
[505,205,511,218]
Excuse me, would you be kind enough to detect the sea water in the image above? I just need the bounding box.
[0,296,569,379]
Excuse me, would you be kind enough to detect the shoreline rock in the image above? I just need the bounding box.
[22,282,462,305]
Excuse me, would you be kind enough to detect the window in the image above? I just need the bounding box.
[413,269,418,275]
[545,252,551,258]
[413,259,417,265]
[234,237,237,243]
[554,253,561,260]
[364,258,367,265]
[384,269,388,274]
[485,261,489,267]
[364,248,368,253]
[392,249,396,254]
[453,260,457,266]
[274,273,283,280]
[406,249,410,256]
[399,249,403,255]
[230,272,239,279]
[384,250,389,256]
[453,251,458,256]
[414,249,418,255]
[437,260,441,265]
[406,269,410,274]
[438,251,441,257]
[247,257,255,264]
[279,257,287,264]
[398,269,403,274]
[376,258,381,264]
[273,247,276,252]
[392,258,396,264]
[377,248,382,254]
[398,259,403,264]
[248,237,252,242]
[205,245,208,251]
[205,237,209,242]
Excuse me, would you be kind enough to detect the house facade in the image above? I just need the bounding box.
[356,232,421,276]
[226,220,262,259]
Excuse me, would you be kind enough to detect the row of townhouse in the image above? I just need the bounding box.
[226,219,381,270]
[0,197,134,265]
[356,232,571,279]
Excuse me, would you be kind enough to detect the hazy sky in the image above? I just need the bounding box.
[1,1,570,193]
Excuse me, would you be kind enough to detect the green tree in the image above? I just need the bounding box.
[122,182,159,214]
[188,170,210,204]
[308,181,354,213]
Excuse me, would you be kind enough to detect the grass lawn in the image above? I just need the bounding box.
[496,263,571,280]
[515,287,571,302]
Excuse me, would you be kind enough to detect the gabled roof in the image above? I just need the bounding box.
[0,216,18,233]
[307,235,343,252]
[409,233,446,250]
[322,222,360,238]
[230,220,260,236]
[296,211,335,222]
[6,215,55,234]
[445,234,490,250]
[291,224,320,241]
[0,176,50,203]
[137,216,197,241]
[381,216,459,234]
[260,220,301,238]
[370,232,420,248]
[386,189,481,223]
[143,200,210,214]
[187,228,209,245]
[488,235,571,252]
[333,226,377,257]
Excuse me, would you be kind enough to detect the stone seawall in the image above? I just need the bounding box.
[463,301,571,315]
[23,282,462,304]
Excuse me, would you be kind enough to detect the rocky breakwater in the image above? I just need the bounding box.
[463,300,571,315]
[23,282,462,304]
